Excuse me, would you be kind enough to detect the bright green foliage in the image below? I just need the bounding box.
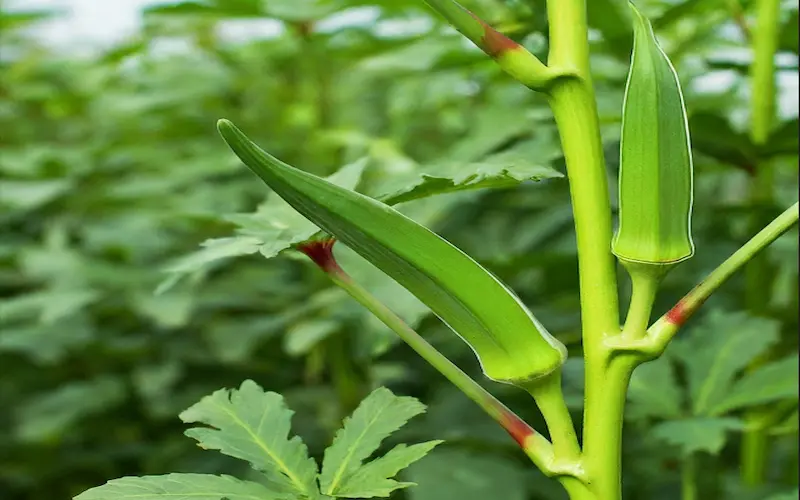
[326,441,441,497]
[160,161,366,290]
[216,119,567,383]
[613,2,694,266]
[77,383,439,499]
[674,311,781,416]
[629,310,798,458]
[179,380,321,498]
[3,0,798,498]
[712,354,800,414]
[320,387,428,494]
[74,473,284,500]
[374,150,561,205]
[162,142,560,289]
[651,418,743,456]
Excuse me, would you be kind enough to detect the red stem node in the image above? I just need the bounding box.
[499,407,537,447]
[466,11,521,58]
[296,238,341,273]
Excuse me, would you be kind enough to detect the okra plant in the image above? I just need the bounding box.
[76,0,798,499]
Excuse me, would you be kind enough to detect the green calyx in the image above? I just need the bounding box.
[217,119,567,383]
[612,2,694,269]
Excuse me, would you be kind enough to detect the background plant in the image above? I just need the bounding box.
[0,1,797,499]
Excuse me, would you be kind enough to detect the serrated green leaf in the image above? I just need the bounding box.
[320,387,426,495]
[159,161,366,292]
[711,354,800,415]
[613,2,694,265]
[163,236,262,276]
[651,417,743,456]
[333,441,442,498]
[216,119,567,383]
[74,473,285,500]
[627,356,683,419]
[229,161,367,259]
[672,311,781,416]
[372,148,562,205]
[179,380,319,498]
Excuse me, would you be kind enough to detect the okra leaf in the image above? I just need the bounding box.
[320,387,436,496]
[331,441,442,498]
[217,119,567,383]
[710,354,800,415]
[372,147,562,205]
[74,473,287,500]
[651,417,743,456]
[179,380,320,498]
[671,310,781,416]
[158,160,366,292]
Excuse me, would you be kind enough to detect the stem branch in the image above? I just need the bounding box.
[326,267,562,473]
[522,373,582,463]
[621,263,663,340]
[649,202,799,347]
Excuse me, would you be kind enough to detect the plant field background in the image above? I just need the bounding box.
[1,1,798,499]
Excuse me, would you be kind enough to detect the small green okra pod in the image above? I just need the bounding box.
[613,2,694,270]
[217,119,567,384]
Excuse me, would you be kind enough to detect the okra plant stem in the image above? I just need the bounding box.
[545,0,622,498]
[522,373,582,463]
[621,263,663,340]
[649,202,799,347]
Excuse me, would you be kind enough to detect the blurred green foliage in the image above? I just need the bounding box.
[0,1,797,499]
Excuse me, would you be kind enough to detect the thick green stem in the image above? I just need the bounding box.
[522,372,582,463]
[649,202,799,347]
[563,481,598,500]
[584,354,637,499]
[741,0,781,484]
[545,0,621,497]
